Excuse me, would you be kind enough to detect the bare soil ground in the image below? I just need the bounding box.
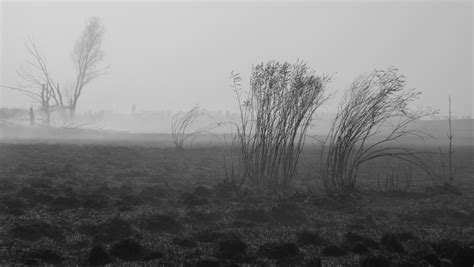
[0,142,473,266]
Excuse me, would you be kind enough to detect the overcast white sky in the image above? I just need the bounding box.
[1,1,472,117]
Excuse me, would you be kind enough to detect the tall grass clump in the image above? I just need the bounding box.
[321,67,432,195]
[426,95,457,188]
[230,60,329,191]
[443,95,456,185]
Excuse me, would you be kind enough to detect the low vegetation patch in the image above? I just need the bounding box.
[0,143,472,265]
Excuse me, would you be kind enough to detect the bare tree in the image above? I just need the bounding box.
[321,67,433,195]
[69,17,108,120]
[1,17,107,124]
[1,37,66,125]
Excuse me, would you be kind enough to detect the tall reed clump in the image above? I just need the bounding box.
[427,95,456,187]
[230,60,329,191]
[445,95,456,185]
[321,67,432,195]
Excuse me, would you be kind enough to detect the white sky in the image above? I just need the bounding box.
[1,1,472,117]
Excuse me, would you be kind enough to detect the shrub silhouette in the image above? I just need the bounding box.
[230,60,329,190]
[322,67,432,194]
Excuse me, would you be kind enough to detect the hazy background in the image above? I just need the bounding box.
[1,1,472,118]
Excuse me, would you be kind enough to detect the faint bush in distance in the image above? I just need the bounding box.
[171,106,219,150]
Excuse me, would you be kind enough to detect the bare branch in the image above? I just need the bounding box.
[69,17,107,119]
[0,85,41,98]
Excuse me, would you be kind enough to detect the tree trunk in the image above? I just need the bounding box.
[45,109,50,126]
[69,106,76,121]
[29,107,35,127]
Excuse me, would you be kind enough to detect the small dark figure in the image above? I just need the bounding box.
[29,106,35,126]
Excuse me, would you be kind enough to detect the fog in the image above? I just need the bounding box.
[1,4,474,265]
[1,1,472,122]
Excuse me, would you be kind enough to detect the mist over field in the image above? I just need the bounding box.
[0,1,473,266]
[1,108,473,147]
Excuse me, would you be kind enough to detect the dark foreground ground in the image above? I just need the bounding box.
[0,142,473,266]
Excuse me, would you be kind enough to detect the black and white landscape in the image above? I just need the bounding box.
[0,1,473,266]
